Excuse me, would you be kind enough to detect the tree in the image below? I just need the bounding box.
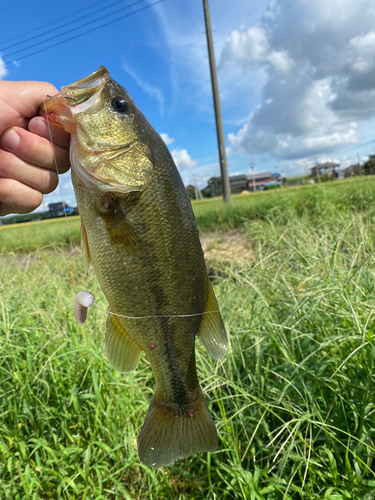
[202,176,222,198]
[207,176,222,189]
[363,158,375,176]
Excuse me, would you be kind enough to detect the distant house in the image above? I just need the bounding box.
[229,174,249,190]
[48,202,69,217]
[342,163,362,177]
[229,172,283,191]
[310,162,339,177]
[185,185,195,194]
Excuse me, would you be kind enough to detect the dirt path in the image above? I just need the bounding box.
[200,229,253,265]
[1,230,253,267]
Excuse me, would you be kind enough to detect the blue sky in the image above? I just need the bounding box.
[1,0,375,209]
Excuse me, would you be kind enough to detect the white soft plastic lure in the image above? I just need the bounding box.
[74,291,95,323]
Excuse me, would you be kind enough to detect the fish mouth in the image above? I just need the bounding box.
[38,66,110,133]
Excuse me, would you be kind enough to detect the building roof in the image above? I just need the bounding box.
[246,172,274,180]
[48,202,66,209]
[229,171,282,189]
[230,172,275,181]
[230,172,280,182]
[342,163,359,171]
[310,162,339,171]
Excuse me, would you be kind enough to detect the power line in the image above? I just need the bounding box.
[2,0,151,61]
[1,0,136,53]
[0,0,164,69]
[0,0,105,46]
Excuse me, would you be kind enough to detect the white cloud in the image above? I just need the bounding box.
[0,56,7,79]
[228,78,358,157]
[122,61,164,116]
[223,0,375,163]
[158,132,200,175]
[225,26,269,62]
[138,0,375,176]
[221,25,295,76]
[267,50,294,74]
[303,128,359,150]
[160,133,175,145]
[171,149,199,170]
[349,31,375,73]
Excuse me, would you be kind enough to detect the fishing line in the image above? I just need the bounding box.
[43,96,76,262]
[94,303,220,320]
[74,291,220,322]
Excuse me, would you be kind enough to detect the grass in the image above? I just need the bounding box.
[0,216,81,253]
[191,176,375,232]
[2,176,375,253]
[1,176,375,497]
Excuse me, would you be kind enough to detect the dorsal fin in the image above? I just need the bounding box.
[197,279,228,359]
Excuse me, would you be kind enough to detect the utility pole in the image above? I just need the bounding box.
[251,163,255,192]
[202,0,231,203]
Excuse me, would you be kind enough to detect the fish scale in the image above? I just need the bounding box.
[39,66,228,467]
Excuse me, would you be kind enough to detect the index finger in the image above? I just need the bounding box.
[0,80,59,119]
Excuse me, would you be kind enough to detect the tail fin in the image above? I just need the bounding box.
[137,391,218,468]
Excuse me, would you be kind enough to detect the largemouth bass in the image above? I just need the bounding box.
[40,66,228,468]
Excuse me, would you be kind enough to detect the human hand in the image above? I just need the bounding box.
[0,81,71,216]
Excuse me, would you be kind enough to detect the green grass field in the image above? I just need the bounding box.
[1,176,375,253]
[1,177,375,498]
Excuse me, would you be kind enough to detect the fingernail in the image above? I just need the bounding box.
[28,116,46,135]
[1,128,20,150]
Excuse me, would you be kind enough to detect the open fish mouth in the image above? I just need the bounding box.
[60,66,110,107]
[38,66,110,132]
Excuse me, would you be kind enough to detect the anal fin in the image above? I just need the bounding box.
[197,279,228,359]
[105,313,142,372]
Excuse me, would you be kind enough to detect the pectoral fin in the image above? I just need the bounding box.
[80,221,92,272]
[103,212,142,249]
[105,313,142,372]
[197,279,228,359]
[99,194,143,254]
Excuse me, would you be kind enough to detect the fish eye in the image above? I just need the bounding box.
[111,96,128,113]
